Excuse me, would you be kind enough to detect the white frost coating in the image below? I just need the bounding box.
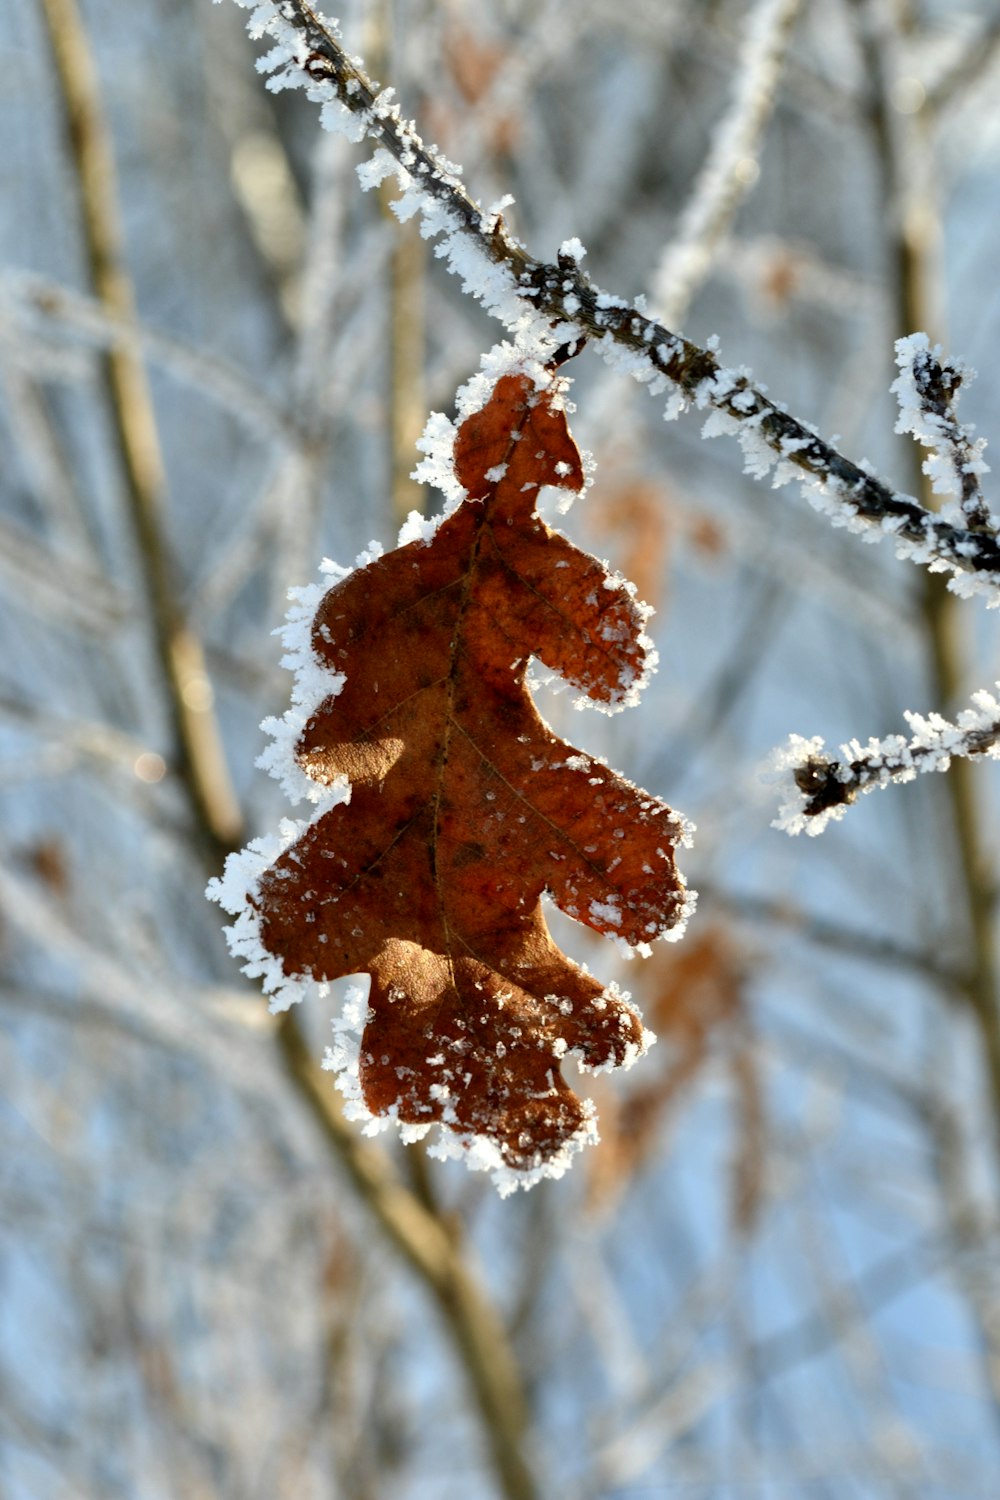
[320,981,426,1137]
[606,933,653,961]
[410,410,464,511]
[697,363,785,482]
[688,336,1000,601]
[558,237,587,263]
[206,814,340,1013]
[798,465,1000,606]
[356,147,397,191]
[397,509,439,546]
[483,193,516,230]
[659,874,698,942]
[532,562,661,718]
[892,332,993,523]
[770,685,1000,835]
[766,734,846,837]
[256,551,367,806]
[320,983,655,1196]
[576,982,656,1076]
[892,334,984,484]
[426,1111,599,1199]
[206,550,366,1009]
[582,843,698,955]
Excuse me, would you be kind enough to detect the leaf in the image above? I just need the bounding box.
[211,366,694,1192]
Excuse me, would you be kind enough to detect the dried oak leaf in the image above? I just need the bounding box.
[213,370,693,1191]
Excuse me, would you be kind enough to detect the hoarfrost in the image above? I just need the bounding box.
[558,237,587,263]
[320,992,612,1195]
[770,686,1000,835]
[206,815,342,1014]
[892,332,995,532]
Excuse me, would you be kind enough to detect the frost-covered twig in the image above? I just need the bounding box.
[224,1,1000,602]
[771,685,1000,836]
[892,332,994,534]
[652,0,802,328]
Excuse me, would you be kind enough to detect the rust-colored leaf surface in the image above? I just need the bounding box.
[231,372,692,1185]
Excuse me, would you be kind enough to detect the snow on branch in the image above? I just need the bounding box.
[770,686,1000,837]
[224,1,1000,601]
[767,338,1000,834]
[892,333,994,534]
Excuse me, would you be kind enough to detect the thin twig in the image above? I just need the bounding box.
[198,0,307,326]
[367,0,427,524]
[0,309,97,559]
[892,332,994,534]
[922,1084,1000,1423]
[0,516,127,632]
[703,884,965,988]
[771,688,1000,834]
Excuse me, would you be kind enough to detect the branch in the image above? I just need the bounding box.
[701,884,965,988]
[926,14,1000,116]
[224,0,1000,600]
[771,327,999,838]
[891,331,994,534]
[769,684,1000,836]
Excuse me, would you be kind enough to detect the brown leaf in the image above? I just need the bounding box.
[215,370,692,1190]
